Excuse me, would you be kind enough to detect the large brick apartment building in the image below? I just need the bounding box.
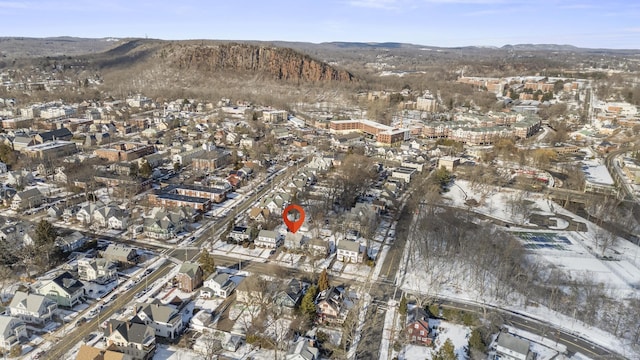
[329,119,410,146]
[94,142,156,162]
[192,150,232,173]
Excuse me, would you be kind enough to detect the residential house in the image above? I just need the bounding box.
[47,205,63,219]
[175,262,203,292]
[8,291,57,325]
[248,207,270,222]
[11,188,45,211]
[229,226,250,242]
[189,310,213,333]
[104,319,156,360]
[0,221,31,246]
[62,205,79,223]
[76,201,105,225]
[0,316,28,351]
[143,208,188,240]
[108,208,129,230]
[285,337,319,360]
[274,279,307,312]
[0,162,7,174]
[406,307,433,346]
[255,230,280,248]
[336,240,365,263]
[75,344,133,360]
[36,271,85,307]
[202,272,236,298]
[284,232,304,250]
[306,238,329,257]
[77,257,118,284]
[316,286,351,325]
[495,333,533,360]
[132,302,183,339]
[307,156,333,172]
[92,204,120,228]
[102,244,139,266]
[6,170,34,186]
[259,192,291,214]
[55,231,86,253]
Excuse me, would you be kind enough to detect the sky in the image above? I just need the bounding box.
[0,0,639,49]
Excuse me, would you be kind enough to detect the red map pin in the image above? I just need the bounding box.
[283,204,305,234]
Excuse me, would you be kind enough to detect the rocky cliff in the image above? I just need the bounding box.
[159,43,355,82]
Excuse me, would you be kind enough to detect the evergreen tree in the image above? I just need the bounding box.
[35,219,57,247]
[199,249,216,276]
[434,339,457,360]
[318,268,330,291]
[468,328,486,353]
[300,285,318,318]
[0,143,17,166]
[398,295,408,316]
[139,160,153,178]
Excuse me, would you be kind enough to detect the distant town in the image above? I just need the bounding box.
[0,53,639,360]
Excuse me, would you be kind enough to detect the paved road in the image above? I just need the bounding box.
[43,263,173,360]
[42,158,310,358]
[437,299,625,359]
[605,148,638,202]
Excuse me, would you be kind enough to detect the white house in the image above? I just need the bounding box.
[8,291,57,325]
[55,231,86,253]
[132,302,184,340]
[255,230,280,248]
[336,240,365,263]
[77,257,118,284]
[495,333,533,360]
[36,271,85,308]
[202,272,236,298]
[11,188,45,211]
[285,337,319,360]
[0,316,28,351]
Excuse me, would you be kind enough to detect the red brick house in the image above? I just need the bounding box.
[406,307,433,346]
[175,262,203,292]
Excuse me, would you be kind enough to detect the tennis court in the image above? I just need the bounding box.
[516,232,571,250]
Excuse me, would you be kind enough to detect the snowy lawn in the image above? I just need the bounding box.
[398,320,470,360]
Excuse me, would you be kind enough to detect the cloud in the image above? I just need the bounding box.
[348,0,400,9]
[0,1,30,9]
[559,3,597,9]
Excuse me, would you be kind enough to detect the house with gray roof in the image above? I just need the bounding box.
[132,302,183,339]
[11,187,45,211]
[8,291,57,325]
[495,333,533,360]
[78,257,118,284]
[274,279,307,312]
[336,240,365,263]
[55,230,86,253]
[202,272,236,298]
[36,271,85,307]
[0,315,28,351]
[175,262,203,292]
[105,319,156,360]
[102,244,138,266]
[285,337,319,360]
[255,230,280,248]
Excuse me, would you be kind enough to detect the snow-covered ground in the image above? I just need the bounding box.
[397,320,470,360]
[401,179,640,359]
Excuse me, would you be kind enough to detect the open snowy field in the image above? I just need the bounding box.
[400,179,640,359]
